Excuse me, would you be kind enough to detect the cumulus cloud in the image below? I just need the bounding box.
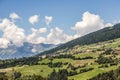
[0,18,26,47]
[0,12,119,48]
[27,27,73,45]
[46,27,73,44]
[104,20,120,27]
[26,28,47,44]
[105,23,113,27]
[72,11,104,37]
[29,15,39,25]
[45,16,53,26]
[0,38,10,48]
[3,23,25,46]
[26,27,73,45]
[0,18,11,31]
[9,13,20,19]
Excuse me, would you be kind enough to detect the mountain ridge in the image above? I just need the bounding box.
[38,23,120,56]
[0,42,56,59]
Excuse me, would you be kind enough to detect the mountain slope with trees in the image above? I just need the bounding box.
[0,35,120,80]
[39,23,120,56]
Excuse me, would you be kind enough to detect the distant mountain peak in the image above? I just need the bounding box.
[0,42,56,59]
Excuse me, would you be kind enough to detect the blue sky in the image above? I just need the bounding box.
[0,0,120,47]
[1,0,120,34]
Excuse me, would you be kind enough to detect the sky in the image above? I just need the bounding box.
[0,0,120,48]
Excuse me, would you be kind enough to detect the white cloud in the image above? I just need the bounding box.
[3,24,25,46]
[26,28,47,44]
[72,11,104,37]
[46,27,73,44]
[45,16,53,25]
[0,12,119,48]
[26,27,73,45]
[0,18,11,31]
[0,38,10,48]
[9,13,20,19]
[27,27,73,45]
[105,20,120,27]
[38,27,47,33]
[105,23,113,27]
[29,15,39,25]
[0,18,26,47]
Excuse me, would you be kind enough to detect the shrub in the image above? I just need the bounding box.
[80,67,94,73]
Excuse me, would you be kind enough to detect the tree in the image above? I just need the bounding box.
[47,69,68,80]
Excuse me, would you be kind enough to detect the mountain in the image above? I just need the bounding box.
[39,23,120,56]
[0,42,56,59]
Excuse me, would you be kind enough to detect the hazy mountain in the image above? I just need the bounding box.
[0,42,56,59]
[39,23,120,56]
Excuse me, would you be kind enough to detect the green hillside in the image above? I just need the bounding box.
[0,37,120,80]
[39,23,120,56]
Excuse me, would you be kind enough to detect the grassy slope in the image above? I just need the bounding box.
[74,52,99,58]
[0,38,120,80]
[69,64,120,80]
[39,58,73,64]
[16,65,52,77]
[1,63,119,80]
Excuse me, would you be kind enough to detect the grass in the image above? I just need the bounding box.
[1,62,119,80]
[39,58,73,64]
[16,60,70,77]
[68,64,120,80]
[71,59,94,67]
[73,52,99,59]
[52,58,73,63]
[16,65,52,77]
[38,58,50,64]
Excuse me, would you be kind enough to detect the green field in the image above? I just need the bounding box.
[39,58,73,64]
[73,52,99,59]
[16,65,52,77]
[69,64,120,80]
